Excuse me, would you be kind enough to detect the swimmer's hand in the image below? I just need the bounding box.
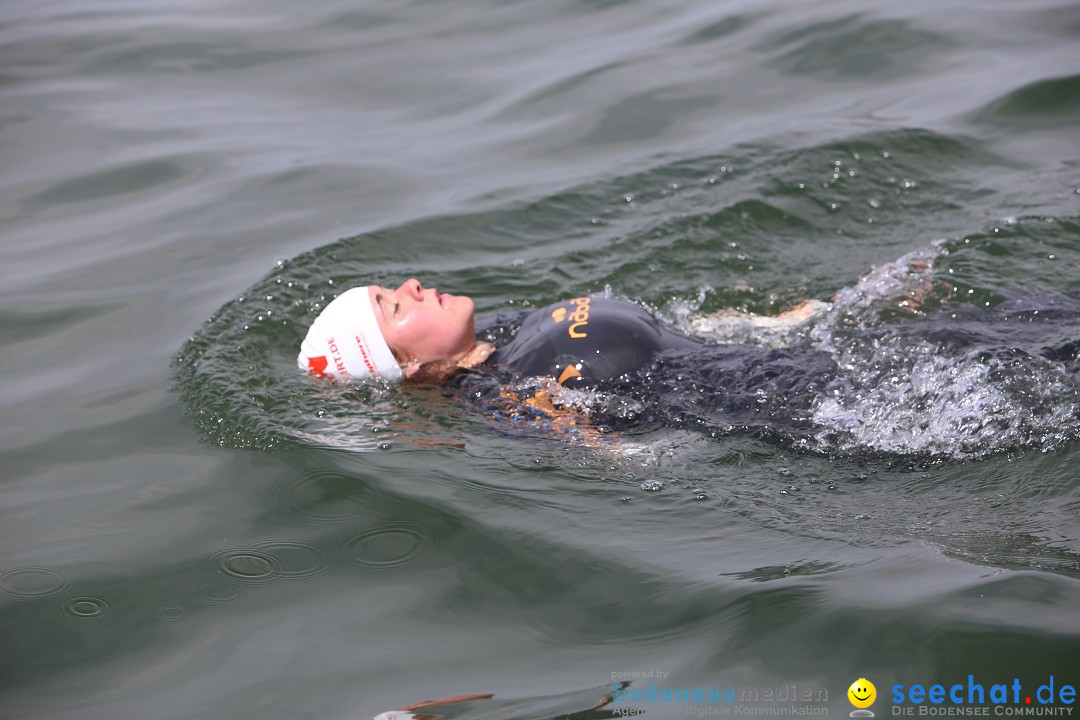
[777,299,831,322]
[496,379,610,448]
[717,299,831,326]
[691,300,830,347]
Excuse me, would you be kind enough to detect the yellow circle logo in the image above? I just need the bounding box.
[848,678,877,709]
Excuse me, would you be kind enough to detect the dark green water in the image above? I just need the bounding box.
[2,1,1079,718]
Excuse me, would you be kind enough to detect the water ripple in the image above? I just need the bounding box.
[250,540,340,580]
[189,580,246,606]
[205,548,282,584]
[157,606,187,621]
[973,73,1080,127]
[341,522,429,572]
[269,468,383,525]
[0,567,72,600]
[61,595,111,620]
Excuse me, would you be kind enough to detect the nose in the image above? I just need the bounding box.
[397,278,424,301]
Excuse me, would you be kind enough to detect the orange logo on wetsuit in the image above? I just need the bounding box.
[550,297,590,338]
[557,364,582,384]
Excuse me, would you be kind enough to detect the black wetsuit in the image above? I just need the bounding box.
[455,295,833,442]
[494,296,698,388]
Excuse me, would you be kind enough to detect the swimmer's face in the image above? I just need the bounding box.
[369,279,478,376]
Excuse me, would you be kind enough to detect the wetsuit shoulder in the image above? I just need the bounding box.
[493,296,697,387]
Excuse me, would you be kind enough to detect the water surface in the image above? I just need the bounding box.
[2,1,1079,718]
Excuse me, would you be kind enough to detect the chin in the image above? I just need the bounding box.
[452,295,476,323]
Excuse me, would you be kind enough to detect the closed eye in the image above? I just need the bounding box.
[376,293,399,318]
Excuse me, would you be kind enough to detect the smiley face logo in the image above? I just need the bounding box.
[848,678,877,709]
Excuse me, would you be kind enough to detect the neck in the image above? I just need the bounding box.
[404,341,495,383]
[457,341,495,369]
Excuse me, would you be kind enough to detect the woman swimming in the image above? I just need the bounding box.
[168,243,1079,457]
[296,278,825,387]
[289,247,1080,458]
[295,276,843,449]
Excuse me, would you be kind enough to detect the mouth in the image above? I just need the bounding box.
[437,291,449,309]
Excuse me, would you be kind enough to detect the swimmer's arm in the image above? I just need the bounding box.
[701,254,941,343]
[711,299,831,326]
[777,299,830,321]
[689,297,833,347]
[720,300,827,324]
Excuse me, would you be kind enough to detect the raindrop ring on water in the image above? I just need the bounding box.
[157,606,187,621]
[342,523,427,571]
[61,595,111,619]
[0,566,72,599]
[250,540,340,580]
[189,580,246,605]
[205,548,283,584]
[269,468,379,525]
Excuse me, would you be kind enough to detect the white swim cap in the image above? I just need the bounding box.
[297,287,403,382]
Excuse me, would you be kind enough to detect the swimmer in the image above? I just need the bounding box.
[294,256,970,448]
[175,247,1079,457]
[297,278,829,388]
